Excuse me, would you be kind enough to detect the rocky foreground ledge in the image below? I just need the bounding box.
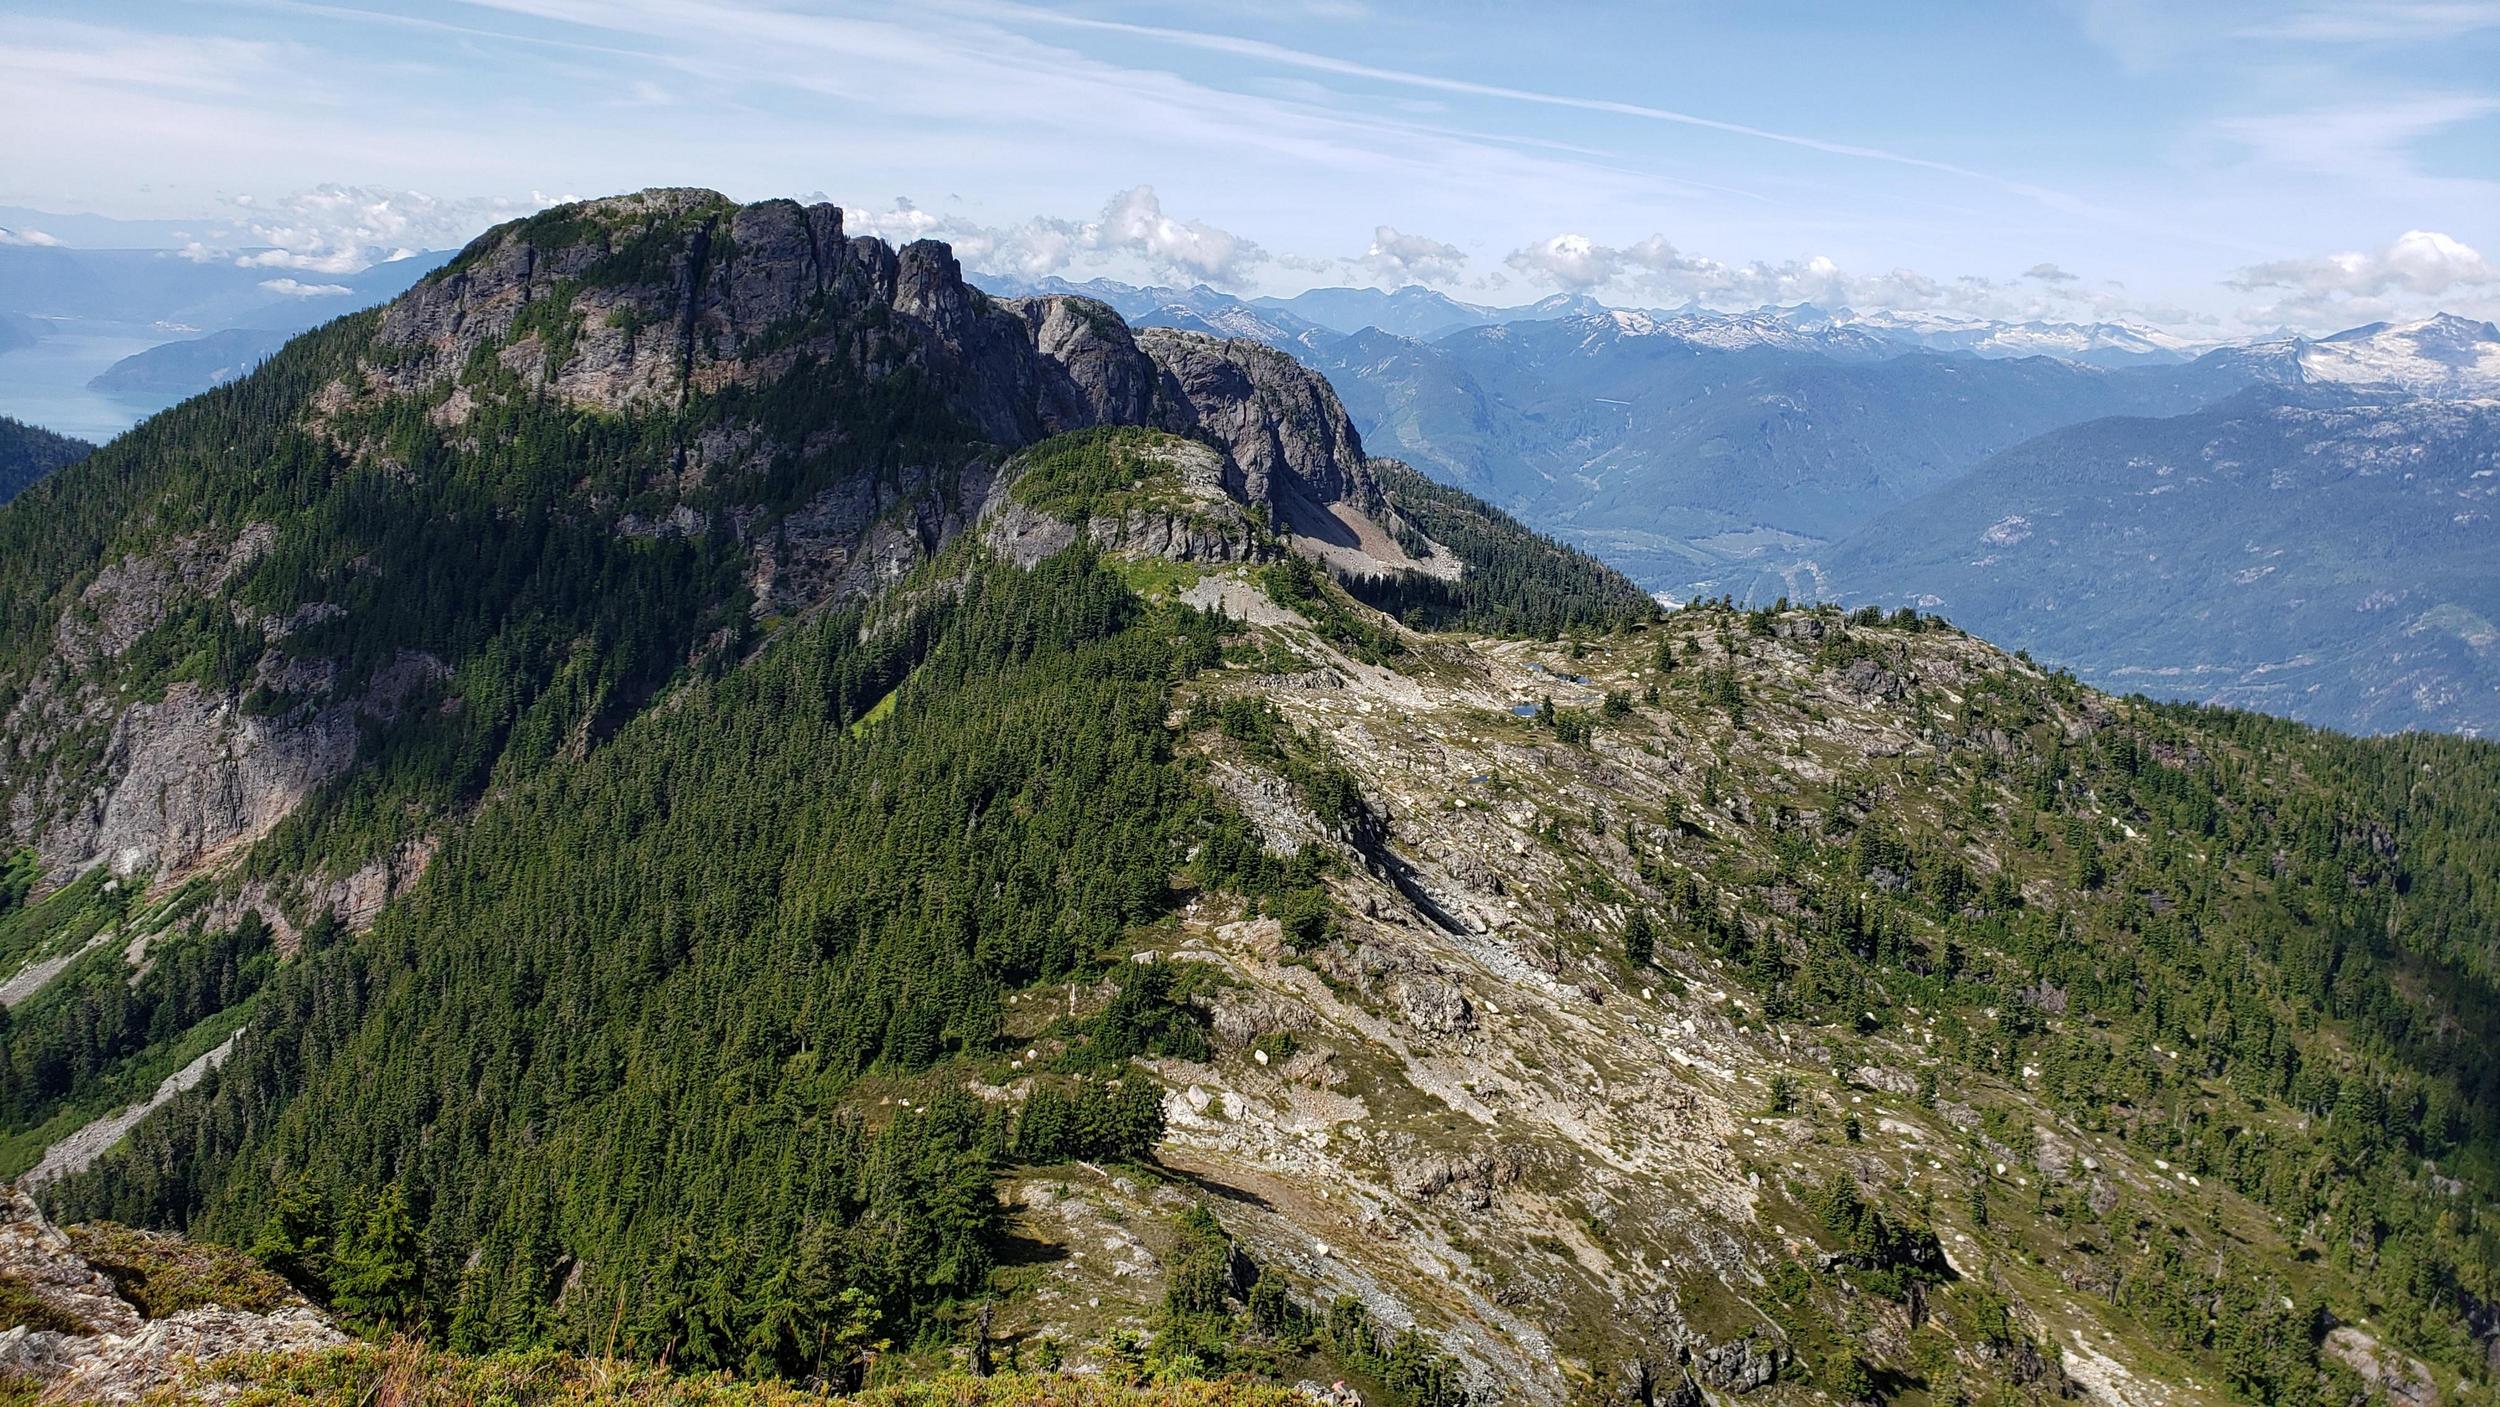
[0,1186,345,1402]
[0,1186,1330,1407]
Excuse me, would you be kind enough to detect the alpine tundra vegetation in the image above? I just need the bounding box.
[0,193,2492,1407]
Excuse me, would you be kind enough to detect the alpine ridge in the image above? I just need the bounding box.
[0,188,1635,890]
[0,191,2491,1407]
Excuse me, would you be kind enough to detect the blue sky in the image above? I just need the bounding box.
[2,0,2495,332]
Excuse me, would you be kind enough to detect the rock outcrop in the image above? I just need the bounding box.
[0,1187,346,1402]
[981,434,1273,569]
[1136,329,1374,509]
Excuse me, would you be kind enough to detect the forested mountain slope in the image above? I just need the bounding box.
[0,414,88,504]
[0,192,2492,1407]
[1303,315,2252,594]
[1820,386,2500,735]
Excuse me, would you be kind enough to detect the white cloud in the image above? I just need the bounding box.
[1506,232,1954,311]
[257,278,354,297]
[843,197,947,246]
[857,186,1269,287]
[1087,186,1263,284]
[1497,230,2190,325]
[1360,225,1468,284]
[1504,233,1624,290]
[2229,229,2497,325]
[1505,232,1884,307]
[213,184,562,273]
[2232,229,2494,296]
[0,226,62,247]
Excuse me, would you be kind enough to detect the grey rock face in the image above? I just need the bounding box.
[1386,1149,1518,1210]
[1392,970,1477,1036]
[375,193,1218,457]
[1017,297,1160,429]
[58,526,274,663]
[1137,328,1374,509]
[1204,986,1307,1049]
[51,1305,346,1404]
[0,1188,143,1340]
[81,683,359,879]
[1689,1336,1785,1392]
[59,648,447,881]
[1836,657,1909,703]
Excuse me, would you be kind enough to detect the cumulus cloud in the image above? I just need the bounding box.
[2229,230,2498,326]
[1495,231,2189,326]
[1506,232,1951,310]
[1087,186,1263,285]
[842,196,948,245]
[1504,233,1624,290]
[0,226,63,247]
[852,186,1268,288]
[257,277,353,296]
[215,184,565,273]
[1360,225,1468,284]
[2231,229,2494,297]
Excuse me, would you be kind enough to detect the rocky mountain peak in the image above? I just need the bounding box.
[2216,309,2500,398]
[0,189,1452,889]
[376,190,1380,518]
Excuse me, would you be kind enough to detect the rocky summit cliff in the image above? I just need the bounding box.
[373,190,1376,502]
[0,192,2491,1407]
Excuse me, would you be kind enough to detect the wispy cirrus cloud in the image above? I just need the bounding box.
[2075,0,2500,65]
[2243,0,2500,43]
[2210,94,2500,179]
[430,0,1672,206]
[955,0,2090,215]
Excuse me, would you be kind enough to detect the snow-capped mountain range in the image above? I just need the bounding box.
[975,272,2497,398]
[1785,306,2209,366]
[2258,313,2500,398]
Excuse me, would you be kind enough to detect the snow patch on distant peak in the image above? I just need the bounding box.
[2287,314,2500,396]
